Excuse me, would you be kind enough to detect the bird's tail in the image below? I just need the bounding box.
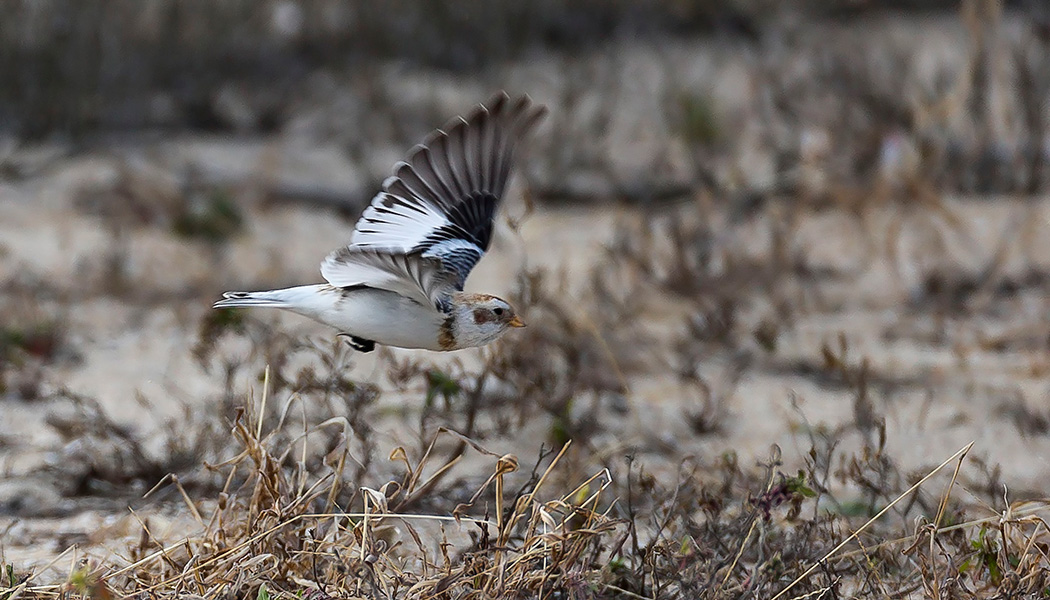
[212,285,328,310]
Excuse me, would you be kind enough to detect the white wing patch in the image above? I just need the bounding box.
[351,185,448,252]
[320,247,453,309]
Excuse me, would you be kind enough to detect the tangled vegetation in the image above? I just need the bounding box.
[4,1,1050,598]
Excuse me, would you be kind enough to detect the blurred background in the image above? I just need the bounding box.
[4,0,1050,589]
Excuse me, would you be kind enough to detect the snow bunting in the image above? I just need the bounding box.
[213,92,547,352]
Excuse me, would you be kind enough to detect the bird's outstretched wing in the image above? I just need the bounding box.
[320,247,456,310]
[320,92,547,302]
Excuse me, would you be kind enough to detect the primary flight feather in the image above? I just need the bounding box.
[213,92,547,352]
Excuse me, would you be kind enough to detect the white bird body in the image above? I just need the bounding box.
[223,285,447,350]
[214,92,545,352]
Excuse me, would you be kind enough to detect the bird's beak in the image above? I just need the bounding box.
[508,315,527,328]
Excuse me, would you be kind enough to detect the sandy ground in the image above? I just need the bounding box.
[2,13,1050,580]
[3,135,1050,578]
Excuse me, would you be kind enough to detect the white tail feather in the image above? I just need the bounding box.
[213,290,291,309]
[212,284,332,312]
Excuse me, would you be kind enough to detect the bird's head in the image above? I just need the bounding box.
[450,293,525,349]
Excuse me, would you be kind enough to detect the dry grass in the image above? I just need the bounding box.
[5,3,1050,599]
[5,388,1049,598]
[5,192,1050,597]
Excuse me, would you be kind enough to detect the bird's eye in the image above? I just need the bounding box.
[494,307,504,316]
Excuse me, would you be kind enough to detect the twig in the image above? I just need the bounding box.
[772,442,974,600]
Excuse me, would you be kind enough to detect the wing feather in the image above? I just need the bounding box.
[393,160,442,207]
[350,92,546,257]
[448,116,475,194]
[478,99,499,193]
[324,92,547,303]
[320,247,455,309]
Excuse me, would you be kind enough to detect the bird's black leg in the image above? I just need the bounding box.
[338,333,375,353]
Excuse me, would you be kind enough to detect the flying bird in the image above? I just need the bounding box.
[213,92,547,352]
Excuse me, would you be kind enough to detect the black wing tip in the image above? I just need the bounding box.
[482,91,547,126]
[433,91,547,139]
[486,90,512,107]
[408,91,547,162]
